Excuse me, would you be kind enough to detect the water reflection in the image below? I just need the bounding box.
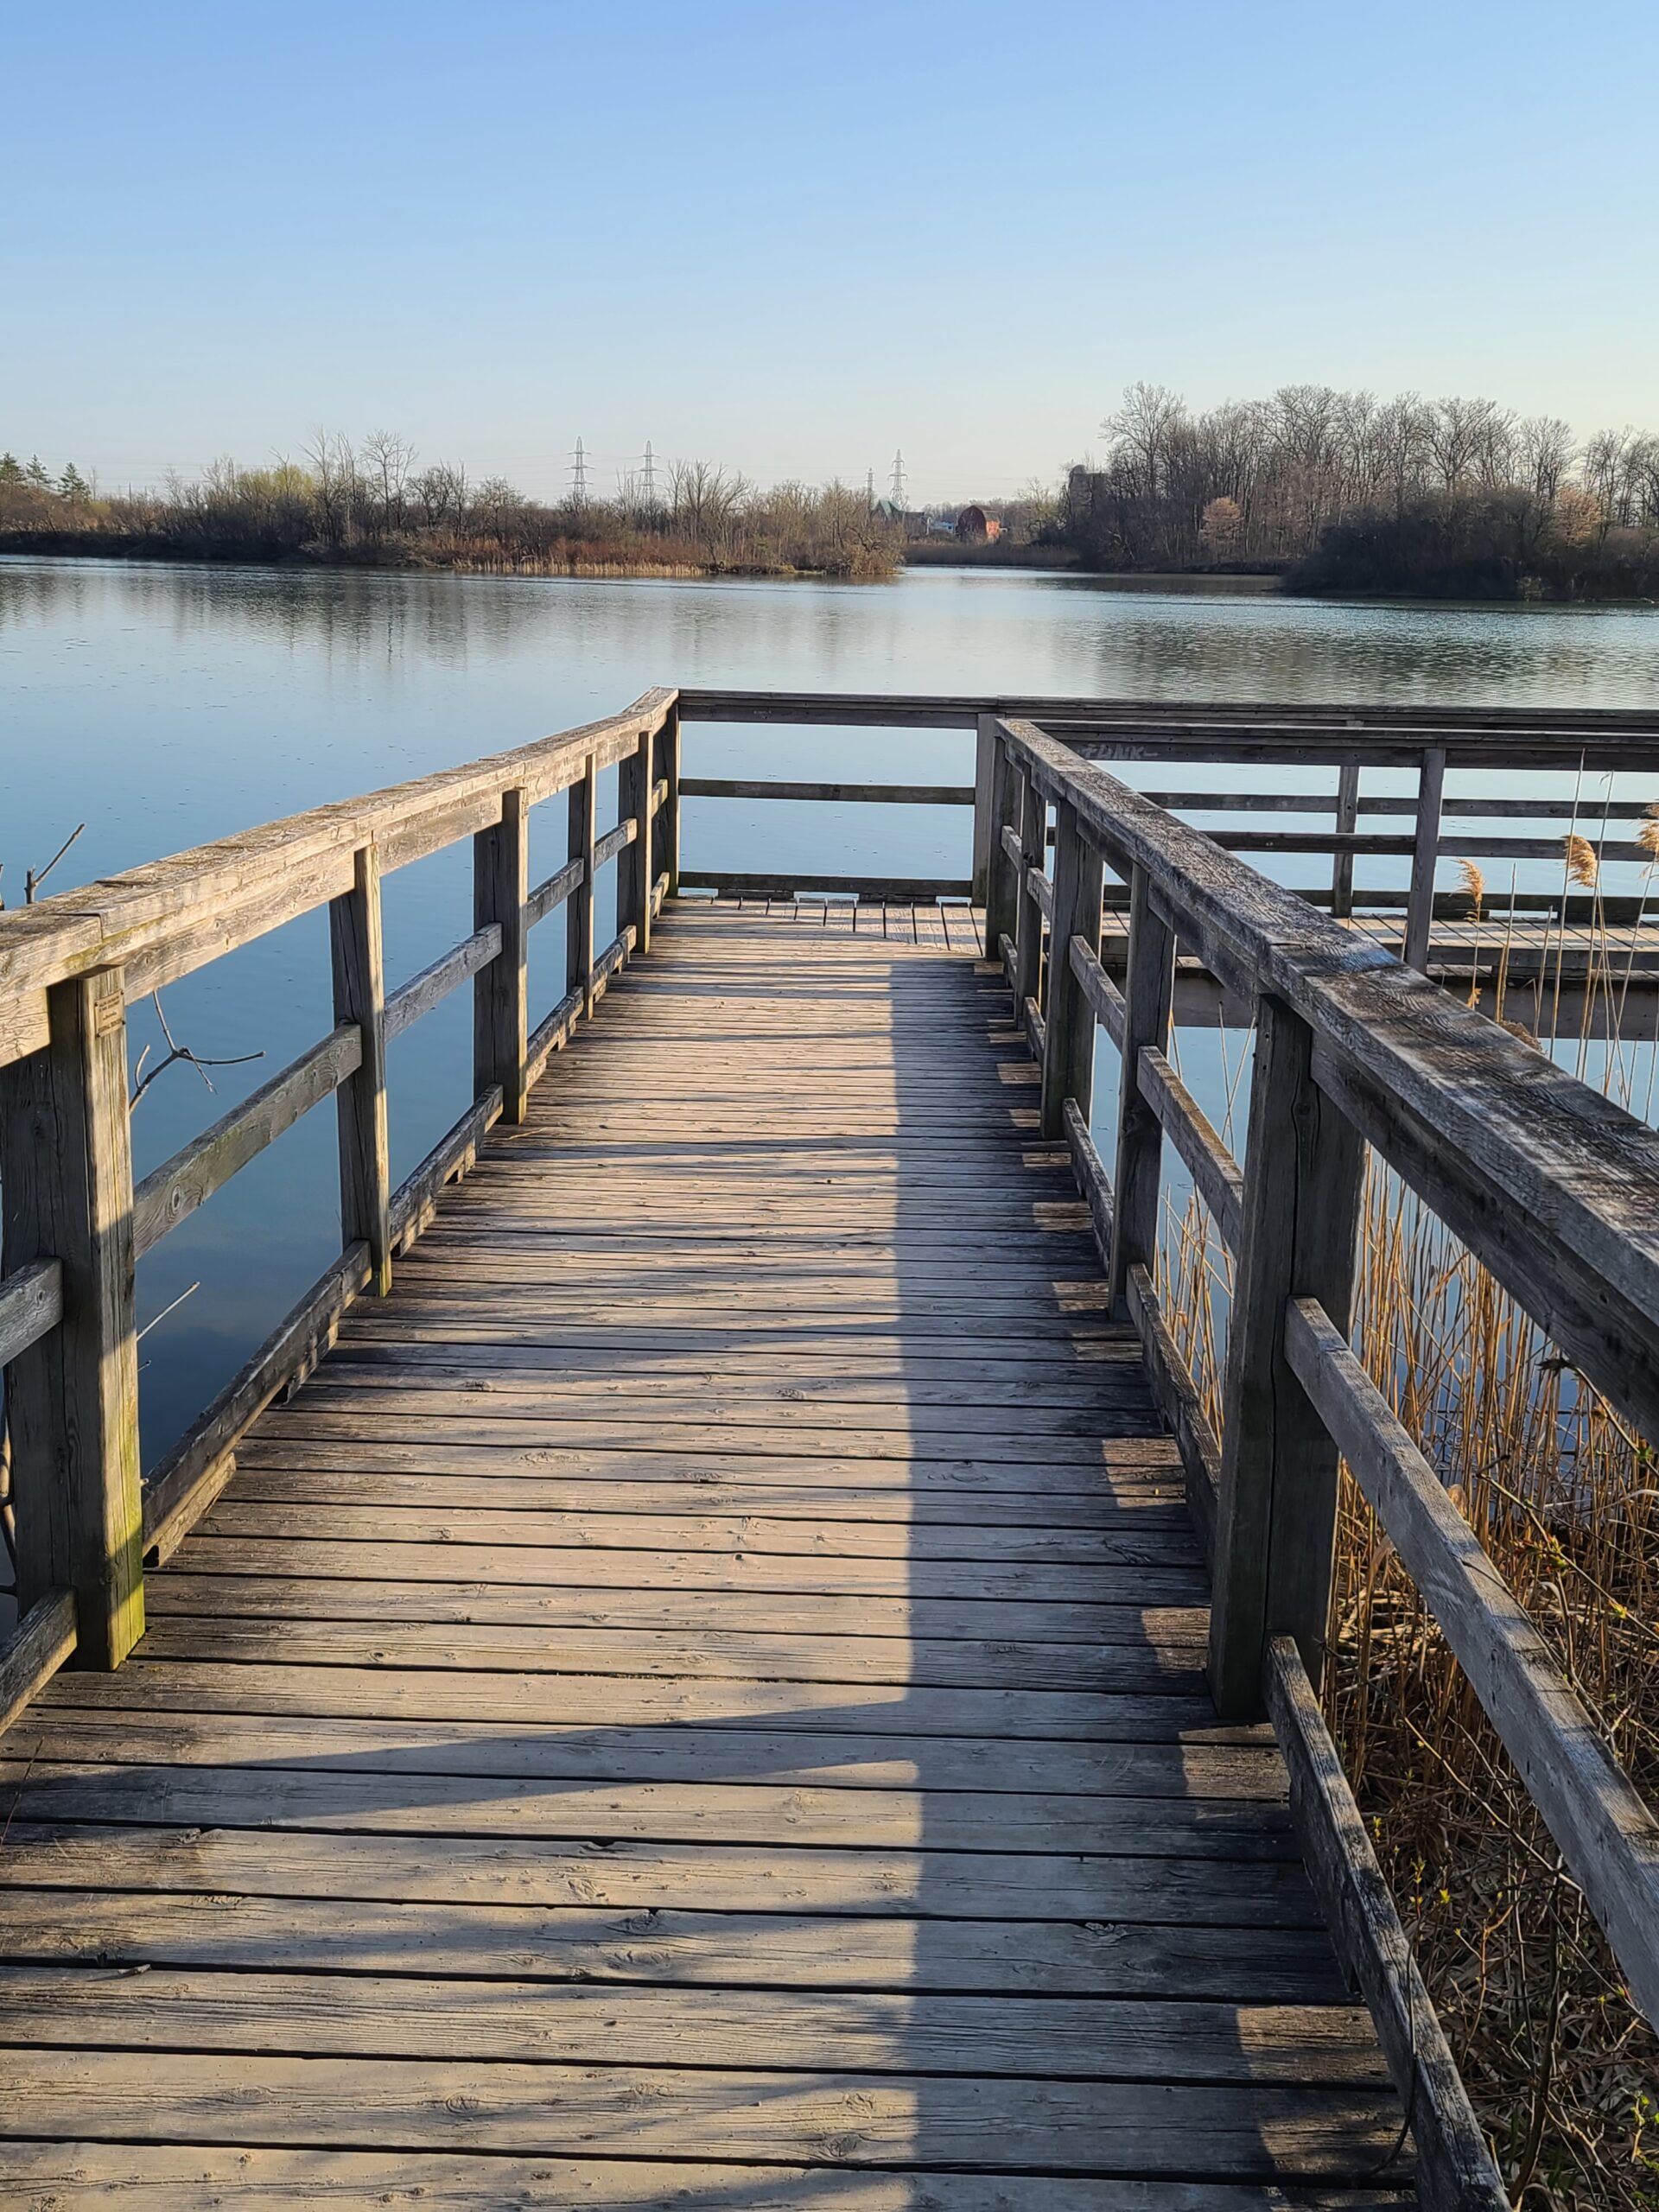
[1,555,1656,1473]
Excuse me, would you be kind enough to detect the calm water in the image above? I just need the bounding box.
[3,554,1657,1469]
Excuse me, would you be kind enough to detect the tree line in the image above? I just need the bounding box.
[1058,385,1659,598]
[0,435,902,580]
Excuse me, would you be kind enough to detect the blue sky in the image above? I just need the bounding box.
[4,0,1656,503]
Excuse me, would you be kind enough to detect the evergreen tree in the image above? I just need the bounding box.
[0,452,23,485]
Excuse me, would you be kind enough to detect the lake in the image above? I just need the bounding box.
[3,553,1657,1468]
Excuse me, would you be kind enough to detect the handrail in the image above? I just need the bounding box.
[0,688,683,1689]
[0,690,677,1062]
[984,708,1659,2044]
[678,686,1659,757]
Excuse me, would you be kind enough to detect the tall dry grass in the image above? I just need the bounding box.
[1154,873,1659,2208]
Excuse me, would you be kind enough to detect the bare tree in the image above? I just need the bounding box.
[361,429,416,535]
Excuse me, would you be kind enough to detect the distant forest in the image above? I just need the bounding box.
[0,440,902,580]
[1059,385,1659,600]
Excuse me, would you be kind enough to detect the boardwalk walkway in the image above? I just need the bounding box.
[0,902,1408,2207]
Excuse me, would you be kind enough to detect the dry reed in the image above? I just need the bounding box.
[1156,904,1659,2209]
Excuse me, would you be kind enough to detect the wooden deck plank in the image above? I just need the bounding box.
[0,2144,1413,2209]
[0,901,1403,2202]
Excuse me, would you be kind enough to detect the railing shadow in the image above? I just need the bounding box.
[0,907,1406,2200]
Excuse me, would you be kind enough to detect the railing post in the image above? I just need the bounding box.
[1107,866,1174,1316]
[474,783,529,1123]
[1402,744,1446,970]
[1012,769,1046,1020]
[330,843,391,1294]
[661,700,682,899]
[982,719,1020,963]
[1331,760,1360,919]
[972,712,997,904]
[618,727,653,954]
[568,752,597,1015]
[1209,994,1365,1719]
[0,965,143,1668]
[1040,800,1103,1138]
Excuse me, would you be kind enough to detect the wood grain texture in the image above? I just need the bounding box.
[0,1255,62,1368]
[1209,995,1364,1717]
[0,966,144,1668]
[1267,1637,1508,2210]
[329,845,391,1294]
[1285,1296,1659,2030]
[0,902,1402,2201]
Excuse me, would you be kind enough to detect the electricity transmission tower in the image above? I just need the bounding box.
[890,450,907,507]
[570,437,589,505]
[642,441,658,509]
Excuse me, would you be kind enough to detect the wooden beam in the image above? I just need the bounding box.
[0,1587,76,1741]
[524,855,585,931]
[1125,1262,1221,1573]
[972,718,997,902]
[1136,1047,1244,1252]
[1330,762,1361,918]
[995,721,1659,1457]
[661,699,683,897]
[1040,803,1103,1140]
[0,690,677,1046]
[0,966,143,1670]
[329,847,391,1297]
[1060,1095,1113,1262]
[679,779,976,806]
[390,1089,505,1254]
[676,872,972,901]
[1208,995,1364,1719]
[618,728,654,957]
[1107,867,1174,1318]
[473,785,529,1126]
[384,925,501,1044]
[982,722,1020,963]
[1402,746,1446,971]
[142,1243,374,1567]
[1013,771,1046,1022]
[525,989,583,1092]
[1266,1637,1508,2211]
[0,1257,62,1370]
[1284,1295,1659,2031]
[567,754,597,1017]
[1069,936,1127,1049]
[132,1024,362,1262]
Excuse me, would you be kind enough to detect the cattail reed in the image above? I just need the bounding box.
[1155,895,1659,2199]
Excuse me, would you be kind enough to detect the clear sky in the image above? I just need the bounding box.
[4,0,1656,505]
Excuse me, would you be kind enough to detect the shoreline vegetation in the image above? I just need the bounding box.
[5,385,1659,604]
[0,438,905,581]
[1160,893,1659,2202]
[1057,383,1659,602]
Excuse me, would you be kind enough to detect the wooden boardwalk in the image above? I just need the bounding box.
[0,900,1408,2207]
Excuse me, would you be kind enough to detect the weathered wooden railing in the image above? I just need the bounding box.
[982,710,1659,2197]
[679,690,1659,963]
[0,688,680,1728]
[4,681,1656,2198]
